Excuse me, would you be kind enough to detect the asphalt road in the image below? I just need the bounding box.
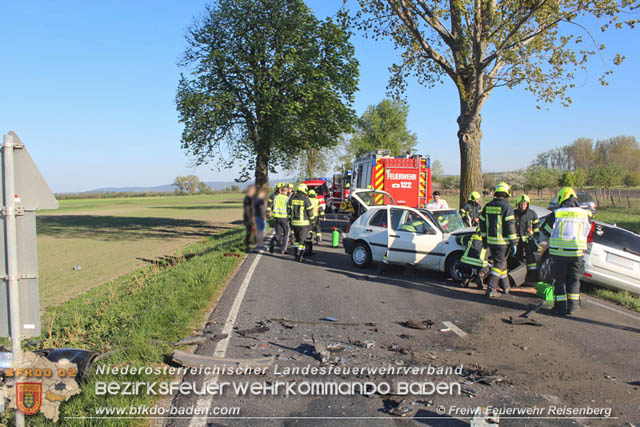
[166,230,640,427]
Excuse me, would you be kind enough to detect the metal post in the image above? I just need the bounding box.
[3,133,24,427]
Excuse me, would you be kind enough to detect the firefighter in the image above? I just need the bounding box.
[540,187,592,316]
[308,190,325,243]
[268,184,290,254]
[288,183,315,262]
[479,182,518,298]
[514,194,540,278]
[267,182,284,218]
[460,192,482,227]
[460,230,489,289]
[286,183,295,245]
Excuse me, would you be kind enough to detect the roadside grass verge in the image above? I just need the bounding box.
[582,284,640,313]
[4,227,245,426]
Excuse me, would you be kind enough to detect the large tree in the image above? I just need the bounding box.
[177,0,359,186]
[349,98,418,157]
[345,0,638,206]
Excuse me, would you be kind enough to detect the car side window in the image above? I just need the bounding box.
[390,208,404,230]
[393,210,432,234]
[368,210,388,228]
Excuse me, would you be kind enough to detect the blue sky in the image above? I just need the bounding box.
[1,1,638,192]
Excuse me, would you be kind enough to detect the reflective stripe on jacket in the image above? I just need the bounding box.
[272,194,289,218]
[515,208,539,242]
[547,207,591,257]
[479,198,517,246]
[288,193,314,226]
[461,234,488,267]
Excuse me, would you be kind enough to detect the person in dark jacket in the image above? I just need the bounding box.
[514,194,540,278]
[287,184,314,262]
[479,182,518,297]
[254,187,267,250]
[243,185,256,252]
[460,191,482,227]
[460,230,489,289]
[540,187,592,316]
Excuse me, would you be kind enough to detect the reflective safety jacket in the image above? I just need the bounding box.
[266,192,277,216]
[515,207,539,242]
[461,233,488,268]
[541,207,592,258]
[272,193,289,219]
[460,201,481,227]
[288,193,314,226]
[479,198,518,246]
[310,197,325,220]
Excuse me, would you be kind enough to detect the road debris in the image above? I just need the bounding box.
[312,335,330,363]
[470,407,500,425]
[171,350,274,369]
[461,387,477,398]
[223,252,242,257]
[72,265,82,271]
[398,334,413,340]
[541,394,561,404]
[441,321,468,338]
[270,318,376,327]
[175,335,208,346]
[384,399,418,417]
[235,325,270,337]
[400,320,434,330]
[509,316,543,326]
[321,317,338,322]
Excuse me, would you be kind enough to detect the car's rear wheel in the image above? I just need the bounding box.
[351,241,372,268]
[446,252,465,282]
[538,251,553,283]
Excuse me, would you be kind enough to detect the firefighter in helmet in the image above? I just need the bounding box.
[479,182,518,297]
[308,190,325,243]
[514,194,540,278]
[460,191,482,227]
[540,187,592,316]
[287,184,315,262]
[460,229,489,289]
[268,183,290,254]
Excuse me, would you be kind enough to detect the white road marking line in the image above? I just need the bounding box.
[441,321,468,338]
[582,296,640,322]
[188,251,263,427]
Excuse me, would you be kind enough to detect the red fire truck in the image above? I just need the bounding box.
[302,179,329,210]
[327,170,352,213]
[351,150,432,208]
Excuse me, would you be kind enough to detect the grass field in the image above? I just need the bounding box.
[2,227,246,426]
[36,193,243,308]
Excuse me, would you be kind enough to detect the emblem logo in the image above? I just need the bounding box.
[16,382,42,415]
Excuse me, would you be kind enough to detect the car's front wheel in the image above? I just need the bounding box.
[538,251,553,283]
[446,252,465,282]
[351,241,372,268]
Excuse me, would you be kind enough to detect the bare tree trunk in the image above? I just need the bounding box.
[255,150,270,187]
[457,111,483,208]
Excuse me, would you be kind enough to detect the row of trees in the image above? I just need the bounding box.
[173,175,213,194]
[177,0,638,206]
[528,136,640,190]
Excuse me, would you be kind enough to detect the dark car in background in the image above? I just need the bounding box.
[547,191,597,214]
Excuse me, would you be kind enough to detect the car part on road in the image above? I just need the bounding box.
[170,350,274,369]
[311,335,330,363]
[321,316,338,322]
[235,325,270,336]
[33,348,98,382]
[400,320,434,330]
[509,316,543,326]
[175,335,208,346]
[270,318,376,327]
[386,399,418,417]
[441,321,468,338]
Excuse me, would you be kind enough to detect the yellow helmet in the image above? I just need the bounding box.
[308,190,317,197]
[494,182,511,197]
[288,183,294,189]
[516,194,530,205]
[296,183,308,194]
[556,187,577,206]
[366,185,373,190]
[276,182,285,189]
[469,191,481,202]
[345,183,350,188]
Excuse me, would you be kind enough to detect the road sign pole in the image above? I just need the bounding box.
[2,133,24,427]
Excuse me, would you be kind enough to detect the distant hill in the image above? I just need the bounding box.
[85,181,249,193]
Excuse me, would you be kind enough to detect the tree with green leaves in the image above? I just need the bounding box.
[345,0,638,206]
[177,0,359,186]
[431,159,444,180]
[348,99,418,157]
[525,165,560,194]
[173,175,200,194]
